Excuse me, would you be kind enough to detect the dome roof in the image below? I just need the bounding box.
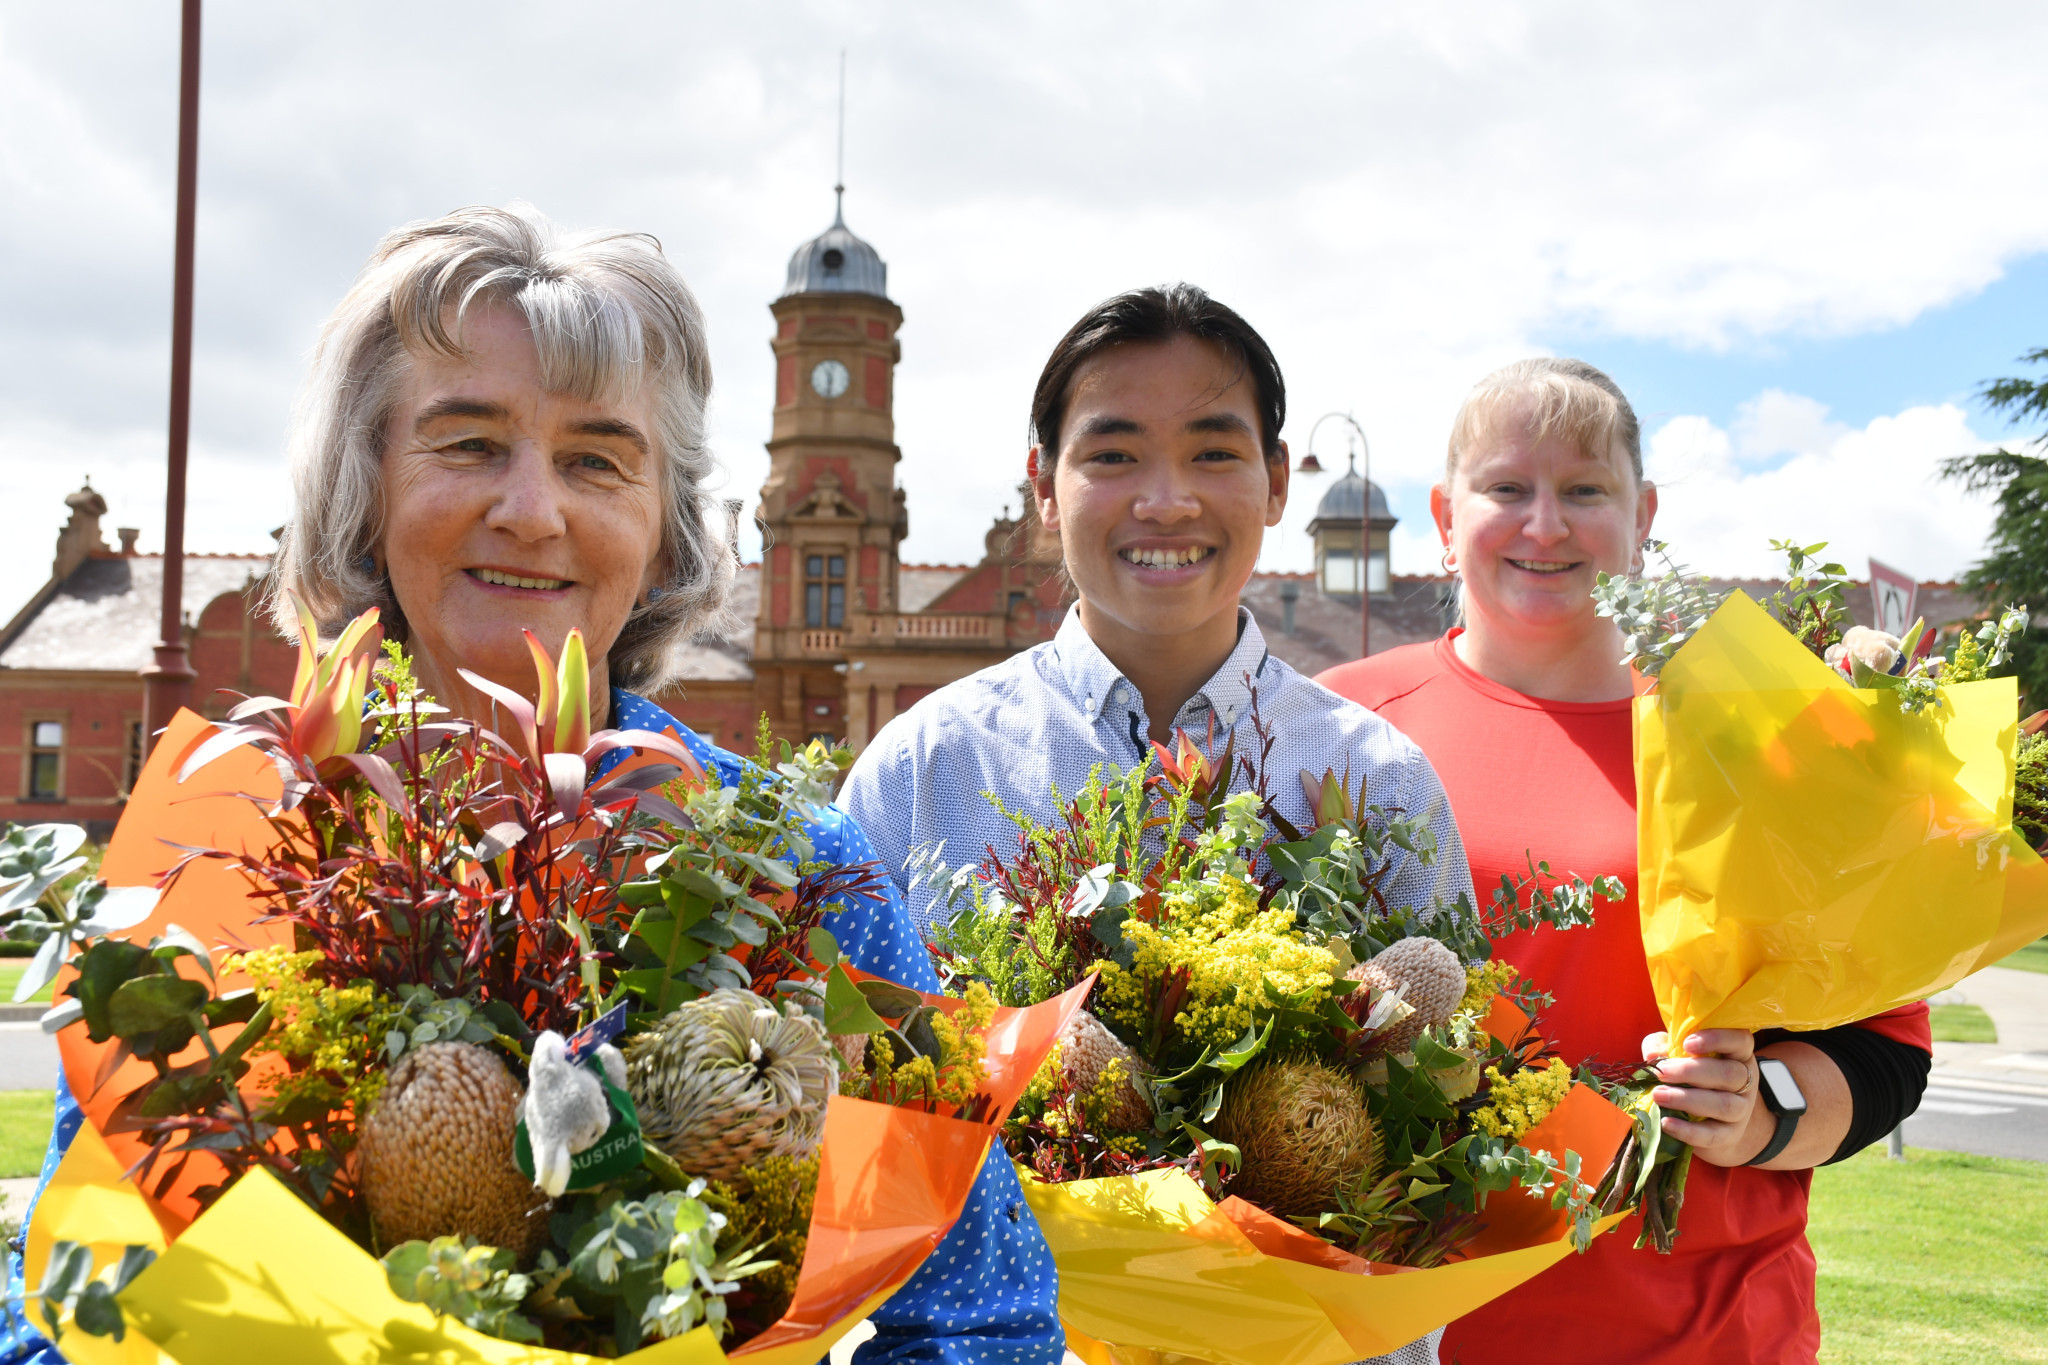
[1311,469,1393,525]
[781,194,888,300]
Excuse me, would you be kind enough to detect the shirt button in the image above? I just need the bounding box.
[1114,686,1131,704]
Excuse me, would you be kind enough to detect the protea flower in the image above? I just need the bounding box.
[1349,937,1466,1053]
[1213,1057,1381,1218]
[1053,1008,1153,1131]
[624,989,836,1185]
[357,1042,551,1257]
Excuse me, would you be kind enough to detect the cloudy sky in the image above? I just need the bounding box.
[6,1,2048,619]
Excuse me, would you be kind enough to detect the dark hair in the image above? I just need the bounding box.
[1029,283,1286,462]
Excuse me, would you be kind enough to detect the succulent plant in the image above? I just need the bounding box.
[1213,1057,1381,1219]
[1349,937,1466,1053]
[357,1042,550,1257]
[624,989,836,1184]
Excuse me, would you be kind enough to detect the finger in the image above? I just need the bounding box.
[1660,1111,1747,1150]
[1641,1032,1671,1062]
[1653,1056,1753,1094]
[1652,1084,1751,1125]
[1681,1029,1756,1061]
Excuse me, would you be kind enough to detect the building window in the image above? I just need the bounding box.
[27,720,63,801]
[1320,548,1389,596]
[804,553,846,628]
[1321,549,1359,595]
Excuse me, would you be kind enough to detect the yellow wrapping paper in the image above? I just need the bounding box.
[1636,591,2048,1041]
[1022,1080,1634,1365]
[26,1112,898,1365]
[1024,1167,1624,1365]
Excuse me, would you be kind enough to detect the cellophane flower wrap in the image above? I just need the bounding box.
[1595,540,2048,1045]
[917,718,1667,1365]
[11,607,1079,1363]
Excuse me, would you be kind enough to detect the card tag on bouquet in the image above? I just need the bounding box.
[514,1069,645,1191]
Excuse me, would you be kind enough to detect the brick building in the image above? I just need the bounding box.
[0,485,293,837]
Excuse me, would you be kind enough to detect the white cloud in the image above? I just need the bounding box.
[5,2,2048,607]
[1644,399,1999,581]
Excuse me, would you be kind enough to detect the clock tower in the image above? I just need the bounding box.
[753,194,908,741]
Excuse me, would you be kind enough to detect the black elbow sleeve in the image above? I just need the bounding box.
[1755,1024,1932,1164]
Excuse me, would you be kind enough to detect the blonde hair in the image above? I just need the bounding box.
[268,204,737,693]
[1445,357,1642,484]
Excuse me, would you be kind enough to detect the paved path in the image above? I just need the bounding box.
[0,1022,56,1093]
[1909,965,2048,1162]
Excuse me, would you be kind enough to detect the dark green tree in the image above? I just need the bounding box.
[1942,349,2048,711]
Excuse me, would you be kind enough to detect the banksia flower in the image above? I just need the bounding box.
[1213,1057,1380,1218]
[1055,1009,1152,1131]
[358,1042,549,1257]
[625,989,836,1184]
[1349,937,1465,1053]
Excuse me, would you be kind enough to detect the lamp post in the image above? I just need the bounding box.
[140,0,203,753]
[1298,411,1373,660]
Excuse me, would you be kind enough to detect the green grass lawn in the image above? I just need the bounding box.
[0,960,53,1004]
[1929,1003,1999,1043]
[1811,1147,2048,1363]
[0,1091,52,1179]
[1998,935,2048,975]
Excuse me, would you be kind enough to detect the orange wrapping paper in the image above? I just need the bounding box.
[34,707,1088,1362]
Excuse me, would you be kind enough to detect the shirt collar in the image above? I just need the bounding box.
[1048,605,1274,733]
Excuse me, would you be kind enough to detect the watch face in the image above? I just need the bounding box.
[1757,1058,1807,1114]
[810,359,851,399]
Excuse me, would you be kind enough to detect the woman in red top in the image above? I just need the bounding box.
[1318,358,1931,1365]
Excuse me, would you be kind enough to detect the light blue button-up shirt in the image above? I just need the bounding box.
[840,605,1473,934]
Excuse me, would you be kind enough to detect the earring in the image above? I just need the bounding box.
[1631,541,1648,576]
[1439,547,1457,575]
[645,586,665,605]
[357,553,377,575]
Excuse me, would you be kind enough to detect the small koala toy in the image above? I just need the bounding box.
[522,1030,628,1197]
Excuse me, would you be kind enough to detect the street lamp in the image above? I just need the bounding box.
[140,0,203,752]
[1297,411,1374,660]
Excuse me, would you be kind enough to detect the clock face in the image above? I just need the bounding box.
[810,359,851,399]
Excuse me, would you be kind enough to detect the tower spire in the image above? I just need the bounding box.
[833,49,847,225]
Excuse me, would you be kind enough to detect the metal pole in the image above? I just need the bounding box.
[141,0,202,752]
[1357,423,1371,660]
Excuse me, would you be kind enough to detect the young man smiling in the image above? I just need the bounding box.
[840,283,1471,943]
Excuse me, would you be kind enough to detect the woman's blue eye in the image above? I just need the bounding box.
[579,454,616,471]
[454,437,490,453]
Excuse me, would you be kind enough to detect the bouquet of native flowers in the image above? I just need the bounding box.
[1591,540,2048,1058]
[12,599,1076,1363]
[911,721,1667,1365]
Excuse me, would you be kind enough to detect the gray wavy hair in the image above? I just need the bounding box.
[267,203,737,693]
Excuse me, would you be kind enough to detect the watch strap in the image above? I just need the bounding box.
[1745,1067,1801,1166]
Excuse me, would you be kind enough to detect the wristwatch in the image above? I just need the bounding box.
[1744,1057,1808,1166]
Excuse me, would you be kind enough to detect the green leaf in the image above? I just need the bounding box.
[855,979,924,1018]
[824,963,888,1036]
[201,989,262,1027]
[66,940,152,1043]
[807,927,842,968]
[106,975,209,1036]
[72,1281,124,1340]
[150,925,215,981]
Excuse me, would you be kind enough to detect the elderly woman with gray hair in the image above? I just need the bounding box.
[3,206,1063,1365]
